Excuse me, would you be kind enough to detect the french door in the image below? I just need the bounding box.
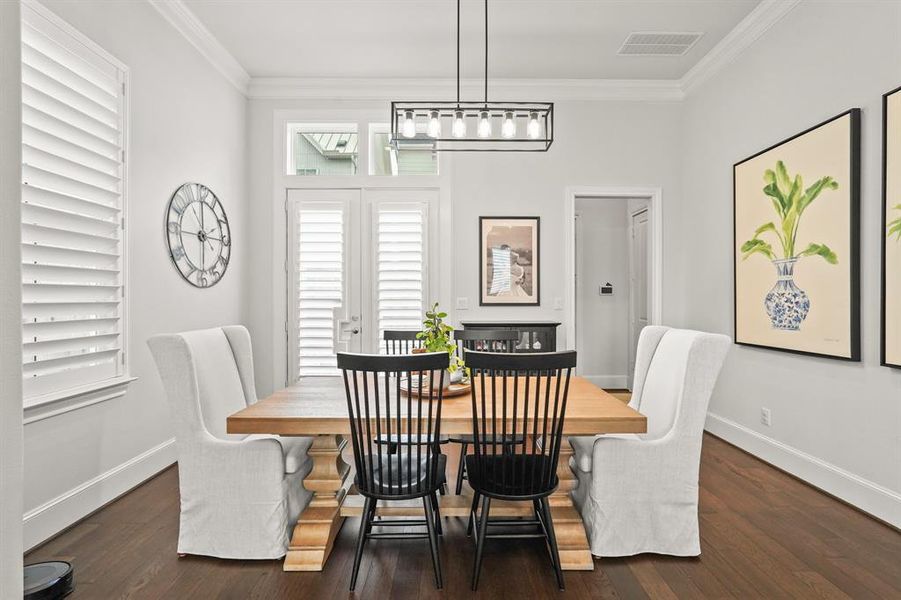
[287,188,436,380]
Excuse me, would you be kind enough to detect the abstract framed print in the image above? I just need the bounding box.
[734,109,860,360]
[479,216,540,306]
[883,86,901,368]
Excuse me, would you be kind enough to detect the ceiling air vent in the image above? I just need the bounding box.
[617,32,703,56]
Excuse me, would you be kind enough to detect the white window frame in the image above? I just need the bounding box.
[270,110,454,390]
[20,0,133,415]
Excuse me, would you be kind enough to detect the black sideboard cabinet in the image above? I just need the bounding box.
[460,321,560,353]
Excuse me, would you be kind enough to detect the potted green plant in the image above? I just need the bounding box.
[416,303,465,388]
[740,161,839,331]
[889,205,901,240]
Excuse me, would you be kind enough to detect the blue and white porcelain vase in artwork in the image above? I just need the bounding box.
[764,258,810,331]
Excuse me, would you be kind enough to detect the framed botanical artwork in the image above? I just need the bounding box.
[479,216,540,306]
[883,86,901,368]
[733,109,861,360]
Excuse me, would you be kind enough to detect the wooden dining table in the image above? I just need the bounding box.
[227,376,646,572]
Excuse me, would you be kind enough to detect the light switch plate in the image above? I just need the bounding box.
[553,297,563,310]
[456,297,469,310]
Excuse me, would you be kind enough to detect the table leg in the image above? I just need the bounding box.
[547,436,594,570]
[284,434,351,571]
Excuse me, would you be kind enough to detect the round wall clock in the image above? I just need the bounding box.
[165,183,231,288]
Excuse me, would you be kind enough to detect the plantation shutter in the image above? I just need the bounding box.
[375,201,428,349]
[20,5,127,403]
[295,202,345,377]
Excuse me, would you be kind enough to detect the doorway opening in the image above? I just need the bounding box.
[565,187,662,392]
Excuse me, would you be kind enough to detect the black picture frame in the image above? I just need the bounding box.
[733,108,861,361]
[882,85,901,369]
[479,216,541,306]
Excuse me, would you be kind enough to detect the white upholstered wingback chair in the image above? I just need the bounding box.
[570,326,730,557]
[148,325,313,559]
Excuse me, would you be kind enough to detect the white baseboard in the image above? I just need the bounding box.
[583,375,629,389]
[705,412,901,529]
[23,437,177,550]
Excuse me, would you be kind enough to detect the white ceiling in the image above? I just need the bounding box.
[182,0,760,80]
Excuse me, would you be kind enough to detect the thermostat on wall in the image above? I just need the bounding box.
[599,283,614,296]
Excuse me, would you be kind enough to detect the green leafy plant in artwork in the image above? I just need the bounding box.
[889,205,901,241]
[740,160,840,264]
[417,302,465,373]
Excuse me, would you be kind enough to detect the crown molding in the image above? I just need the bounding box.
[147,0,250,95]
[151,0,799,103]
[247,77,684,102]
[680,0,801,95]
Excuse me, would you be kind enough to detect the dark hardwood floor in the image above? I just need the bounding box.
[26,434,901,599]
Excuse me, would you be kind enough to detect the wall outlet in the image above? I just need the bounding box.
[455,297,469,310]
[760,407,772,427]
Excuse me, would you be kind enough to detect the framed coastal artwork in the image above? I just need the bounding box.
[733,109,861,360]
[883,86,901,368]
[479,216,540,306]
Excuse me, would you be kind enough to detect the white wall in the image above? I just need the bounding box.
[0,0,24,593]
[681,0,901,526]
[22,0,249,549]
[246,98,685,397]
[575,199,630,387]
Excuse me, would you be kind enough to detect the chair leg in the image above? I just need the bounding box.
[471,496,491,591]
[430,491,443,536]
[350,496,374,591]
[466,491,481,537]
[540,496,565,591]
[365,498,377,536]
[423,495,443,589]
[455,441,468,495]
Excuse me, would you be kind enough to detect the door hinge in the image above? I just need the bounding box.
[284,321,288,333]
[121,149,125,163]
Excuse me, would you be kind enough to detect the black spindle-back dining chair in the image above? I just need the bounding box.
[449,328,523,494]
[378,330,449,488]
[338,351,449,591]
[383,329,422,355]
[463,349,577,591]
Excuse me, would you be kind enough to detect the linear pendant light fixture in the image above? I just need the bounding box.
[390,0,553,152]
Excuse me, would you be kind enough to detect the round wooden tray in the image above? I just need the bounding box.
[399,379,471,398]
[442,382,471,397]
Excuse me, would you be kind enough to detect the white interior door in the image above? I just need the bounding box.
[287,188,436,380]
[288,189,362,379]
[628,208,649,388]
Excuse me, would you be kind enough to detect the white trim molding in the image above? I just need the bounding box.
[681,0,801,95]
[249,77,684,102]
[151,0,799,102]
[23,437,177,550]
[147,0,250,95]
[563,186,664,353]
[706,413,901,529]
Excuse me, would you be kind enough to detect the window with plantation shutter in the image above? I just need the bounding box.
[293,202,346,377]
[20,3,128,405]
[374,201,428,349]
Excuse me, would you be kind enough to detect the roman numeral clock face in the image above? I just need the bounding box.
[166,183,231,288]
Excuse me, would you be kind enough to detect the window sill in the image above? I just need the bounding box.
[23,376,138,425]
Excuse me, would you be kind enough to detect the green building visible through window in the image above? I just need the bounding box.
[293,132,358,176]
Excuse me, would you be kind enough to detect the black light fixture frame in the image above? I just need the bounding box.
[390,101,554,152]
[390,0,554,152]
